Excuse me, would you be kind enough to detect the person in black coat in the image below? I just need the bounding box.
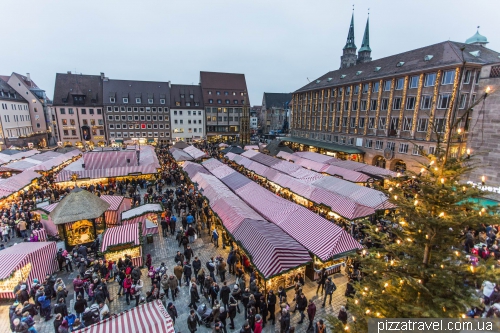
[53,298,68,318]
[267,290,277,325]
[167,302,178,325]
[188,282,199,309]
[192,257,202,276]
[316,268,327,294]
[219,306,228,333]
[183,262,192,286]
[220,282,231,310]
[228,297,238,329]
[73,295,87,319]
[254,289,263,314]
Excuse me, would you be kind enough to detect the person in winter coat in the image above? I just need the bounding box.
[210,282,220,307]
[160,274,170,297]
[279,308,290,333]
[254,314,263,333]
[247,306,256,331]
[188,282,200,309]
[242,289,251,319]
[16,285,29,305]
[131,267,142,282]
[183,261,193,286]
[219,306,228,333]
[192,257,202,276]
[167,275,179,301]
[316,268,327,294]
[338,306,348,325]
[187,309,201,333]
[21,302,37,318]
[53,314,63,333]
[240,320,253,333]
[37,294,52,321]
[174,251,185,266]
[12,318,29,333]
[267,290,277,325]
[305,299,316,330]
[220,282,231,310]
[295,292,307,324]
[228,297,238,329]
[58,319,69,333]
[123,275,133,305]
[74,295,87,319]
[231,285,242,312]
[145,254,152,270]
[167,302,178,325]
[82,307,98,327]
[322,278,336,307]
[53,298,68,318]
[174,263,183,286]
[314,319,327,333]
[259,296,268,327]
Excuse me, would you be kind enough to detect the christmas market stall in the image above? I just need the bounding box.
[202,159,363,280]
[170,147,194,163]
[0,149,40,166]
[121,203,164,236]
[183,161,311,290]
[100,223,143,267]
[74,300,174,333]
[0,242,58,299]
[49,188,110,250]
[34,195,131,236]
[0,170,42,203]
[183,145,209,160]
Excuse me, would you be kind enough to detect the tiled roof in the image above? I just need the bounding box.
[199,71,250,106]
[103,79,171,106]
[170,84,203,108]
[295,41,500,93]
[53,73,103,106]
[0,78,28,103]
[263,93,292,109]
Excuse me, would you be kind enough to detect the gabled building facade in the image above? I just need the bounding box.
[170,84,204,142]
[261,93,292,134]
[200,71,250,142]
[52,72,105,147]
[103,78,171,145]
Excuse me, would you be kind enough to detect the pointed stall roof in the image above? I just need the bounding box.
[49,187,110,225]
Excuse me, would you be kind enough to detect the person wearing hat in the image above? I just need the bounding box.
[231,284,242,313]
[38,291,52,321]
[279,309,290,333]
[167,302,178,325]
[322,277,336,308]
[254,314,263,333]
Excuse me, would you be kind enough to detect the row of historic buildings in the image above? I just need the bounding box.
[49,71,250,147]
[286,14,500,179]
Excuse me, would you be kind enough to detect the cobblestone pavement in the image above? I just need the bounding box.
[0,197,348,333]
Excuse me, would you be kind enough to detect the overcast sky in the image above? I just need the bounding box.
[3,0,498,105]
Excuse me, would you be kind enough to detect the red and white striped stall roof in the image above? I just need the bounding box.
[0,149,40,165]
[234,219,311,278]
[243,145,259,151]
[101,195,126,211]
[84,150,138,169]
[276,151,301,162]
[211,197,263,234]
[74,300,174,333]
[122,204,164,221]
[183,161,211,178]
[0,242,58,298]
[171,148,194,162]
[0,170,42,199]
[101,224,140,252]
[55,165,158,182]
[183,146,209,160]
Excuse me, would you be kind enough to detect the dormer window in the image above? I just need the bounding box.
[110,97,115,103]
[175,102,181,106]
[136,98,141,103]
[316,80,321,83]
[232,92,236,96]
[396,62,405,67]
[340,75,346,79]
[195,102,200,106]
[123,98,128,103]
[469,50,481,57]
[186,102,191,106]
[208,91,212,95]
[216,91,221,95]
[73,95,86,105]
[180,94,185,98]
[189,94,194,98]
[160,99,166,104]
[327,78,332,82]
[424,55,434,61]
[374,67,381,72]
[356,71,363,75]
[224,92,229,95]
[234,100,238,104]
[148,98,154,104]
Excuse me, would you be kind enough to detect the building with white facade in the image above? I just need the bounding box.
[0,78,34,148]
[170,84,204,142]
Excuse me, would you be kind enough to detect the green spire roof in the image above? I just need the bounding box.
[343,13,356,50]
[359,17,371,52]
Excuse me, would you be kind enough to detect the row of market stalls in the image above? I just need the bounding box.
[0,149,40,166]
[278,150,397,179]
[183,160,362,289]
[55,145,160,186]
[2,150,81,174]
[225,152,394,221]
[170,142,209,162]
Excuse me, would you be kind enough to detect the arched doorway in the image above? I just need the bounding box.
[391,159,406,172]
[372,155,386,169]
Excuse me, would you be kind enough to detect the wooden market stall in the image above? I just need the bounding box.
[49,188,110,250]
[0,242,58,299]
[100,223,143,267]
[121,203,163,236]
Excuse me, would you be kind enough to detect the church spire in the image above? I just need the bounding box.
[343,13,356,50]
[359,16,371,52]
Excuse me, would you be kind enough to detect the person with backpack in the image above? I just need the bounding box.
[212,229,219,248]
[322,277,336,307]
[206,258,216,281]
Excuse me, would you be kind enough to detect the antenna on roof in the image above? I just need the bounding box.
[352,4,354,12]
[307,77,310,82]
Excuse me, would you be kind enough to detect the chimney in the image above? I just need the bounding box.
[168,81,171,88]
[100,72,105,80]
[67,71,71,74]
[26,73,31,82]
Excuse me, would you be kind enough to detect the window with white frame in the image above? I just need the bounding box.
[395,78,404,90]
[409,75,419,88]
[378,117,386,129]
[110,97,115,103]
[368,117,375,129]
[365,139,373,148]
[123,98,128,103]
[398,143,409,154]
[358,117,365,128]
[384,80,392,91]
[393,97,402,110]
[424,73,436,87]
[434,118,446,133]
[428,146,435,155]
[420,95,432,109]
[437,94,451,109]
[375,140,384,150]
[412,144,424,155]
[160,99,165,104]
[406,96,416,110]
[463,70,471,84]
[381,98,389,111]
[417,118,428,132]
[360,100,367,111]
[350,117,356,128]
[370,99,378,111]
[387,142,395,151]
[441,70,455,85]
[459,94,468,109]
[136,98,141,103]
[403,117,412,131]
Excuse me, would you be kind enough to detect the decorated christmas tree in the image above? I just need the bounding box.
[330,91,499,332]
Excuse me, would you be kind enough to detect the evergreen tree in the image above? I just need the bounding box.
[330,92,498,332]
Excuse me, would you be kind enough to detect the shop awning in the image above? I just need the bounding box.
[147,139,155,143]
[279,137,364,154]
[101,223,140,252]
[114,139,123,143]
[74,300,174,333]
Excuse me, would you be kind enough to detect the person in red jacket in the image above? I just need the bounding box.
[254,314,263,333]
[307,299,316,331]
[123,275,133,305]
